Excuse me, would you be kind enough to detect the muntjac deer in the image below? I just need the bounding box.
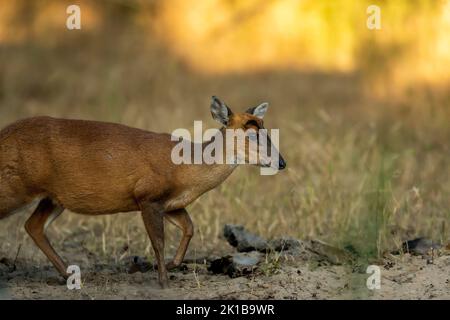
[0,96,286,287]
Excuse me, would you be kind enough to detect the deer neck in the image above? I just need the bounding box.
[182,127,237,192]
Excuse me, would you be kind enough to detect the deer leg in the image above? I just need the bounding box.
[24,198,67,278]
[165,208,194,270]
[141,202,168,288]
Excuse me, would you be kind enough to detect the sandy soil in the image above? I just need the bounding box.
[1,242,448,300]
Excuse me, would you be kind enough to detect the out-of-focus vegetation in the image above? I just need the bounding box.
[0,0,448,264]
[156,0,450,93]
[2,0,450,91]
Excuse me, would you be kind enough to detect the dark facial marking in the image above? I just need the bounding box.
[245,119,260,129]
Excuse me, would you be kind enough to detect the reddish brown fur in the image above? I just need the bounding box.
[0,107,281,287]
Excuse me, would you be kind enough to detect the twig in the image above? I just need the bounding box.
[12,244,22,271]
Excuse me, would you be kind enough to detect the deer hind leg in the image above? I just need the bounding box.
[24,197,68,278]
[165,208,194,270]
[140,202,168,288]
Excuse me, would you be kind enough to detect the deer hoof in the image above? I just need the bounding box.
[159,279,169,289]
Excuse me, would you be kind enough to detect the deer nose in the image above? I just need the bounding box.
[278,157,286,170]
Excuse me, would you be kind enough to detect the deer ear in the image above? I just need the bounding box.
[246,102,268,119]
[211,96,232,125]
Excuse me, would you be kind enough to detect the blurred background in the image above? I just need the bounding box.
[0,0,449,264]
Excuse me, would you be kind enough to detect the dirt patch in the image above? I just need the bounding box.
[1,238,448,300]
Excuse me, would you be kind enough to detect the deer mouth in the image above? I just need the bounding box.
[260,158,286,170]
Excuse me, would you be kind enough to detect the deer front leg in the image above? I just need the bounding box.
[140,202,169,288]
[165,208,194,270]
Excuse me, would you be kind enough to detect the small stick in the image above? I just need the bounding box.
[12,244,22,271]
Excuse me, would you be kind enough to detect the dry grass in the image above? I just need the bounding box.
[0,4,449,269]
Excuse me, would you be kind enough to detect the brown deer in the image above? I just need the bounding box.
[0,96,286,287]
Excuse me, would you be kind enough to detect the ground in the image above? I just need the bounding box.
[1,233,448,300]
